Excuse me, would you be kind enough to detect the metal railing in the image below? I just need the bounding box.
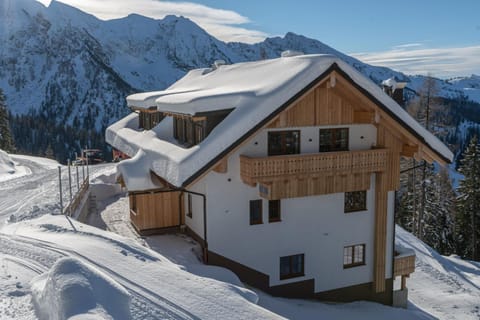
[58,159,90,217]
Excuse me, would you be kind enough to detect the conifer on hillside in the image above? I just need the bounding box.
[456,135,480,260]
[0,88,15,153]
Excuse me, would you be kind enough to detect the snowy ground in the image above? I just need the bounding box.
[0,152,479,319]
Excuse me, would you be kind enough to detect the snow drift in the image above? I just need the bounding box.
[0,149,15,176]
[30,257,131,320]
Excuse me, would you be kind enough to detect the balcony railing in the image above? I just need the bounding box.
[240,148,388,186]
[394,251,415,277]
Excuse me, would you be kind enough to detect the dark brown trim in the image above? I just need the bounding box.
[315,278,393,305]
[184,225,206,248]
[207,250,270,291]
[207,250,393,303]
[269,279,315,299]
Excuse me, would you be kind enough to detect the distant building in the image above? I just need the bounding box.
[106,54,452,306]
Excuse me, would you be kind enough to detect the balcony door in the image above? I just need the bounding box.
[268,130,300,156]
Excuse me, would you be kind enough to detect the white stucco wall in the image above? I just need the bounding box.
[184,180,206,240]
[189,124,396,293]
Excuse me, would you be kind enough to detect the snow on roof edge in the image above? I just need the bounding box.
[108,54,453,190]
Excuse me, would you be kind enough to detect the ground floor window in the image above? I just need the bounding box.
[344,191,367,213]
[249,199,263,225]
[268,200,281,222]
[280,254,304,280]
[343,244,365,268]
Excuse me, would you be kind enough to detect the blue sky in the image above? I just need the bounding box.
[36,0,480,78]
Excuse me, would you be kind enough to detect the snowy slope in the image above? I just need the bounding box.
[0,149,15,175]
[396,226,480,320]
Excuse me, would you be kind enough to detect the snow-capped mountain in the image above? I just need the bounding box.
[1,0,479,161]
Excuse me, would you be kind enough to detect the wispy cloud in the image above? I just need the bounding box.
[35,0,268,43]
[351,44,480,78]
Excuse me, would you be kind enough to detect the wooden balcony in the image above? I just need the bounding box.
[394,253,415,277]
[240,148,388,185]
[240,148,388,199]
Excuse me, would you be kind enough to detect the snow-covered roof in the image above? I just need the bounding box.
[116,149,165,191]
[127,91,168,109]
[107,54,453,190]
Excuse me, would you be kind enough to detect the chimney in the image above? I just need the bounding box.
[381,77,407,106]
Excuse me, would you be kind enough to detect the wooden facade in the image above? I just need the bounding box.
[129,191,184,232]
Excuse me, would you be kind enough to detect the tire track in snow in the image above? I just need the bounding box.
[2,234,199,320]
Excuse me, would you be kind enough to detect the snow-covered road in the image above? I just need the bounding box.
[0,155,113,223]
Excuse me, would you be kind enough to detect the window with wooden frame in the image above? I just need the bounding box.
[343,244,365,268]
[186,194,193,218]
[319,128,349,152]
[268,200,281,222]
[249,199,263,225]
[280,254,305,280]
[344,191,367,213]
[268,130,300,156]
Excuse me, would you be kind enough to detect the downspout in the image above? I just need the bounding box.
[181,189,208,263]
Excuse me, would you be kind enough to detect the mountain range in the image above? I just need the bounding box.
[1,0,479,162]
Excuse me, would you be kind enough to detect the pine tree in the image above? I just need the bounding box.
[456,135,480,260]
[422,165,456,255]
[0,88,15,152]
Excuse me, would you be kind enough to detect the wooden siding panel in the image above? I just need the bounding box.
[129,191,182,231]
[268,82,358,128]
[394,255,415,277]
[263,173,371,200]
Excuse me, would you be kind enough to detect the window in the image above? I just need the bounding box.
[186,194,193,218]
[268,130,300,156]
[344,191,367,213]
[268,200,281,222]
[249,200,263,225]
[319,128,349,152]
[343,244,365,268]
[280,254,305,280]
